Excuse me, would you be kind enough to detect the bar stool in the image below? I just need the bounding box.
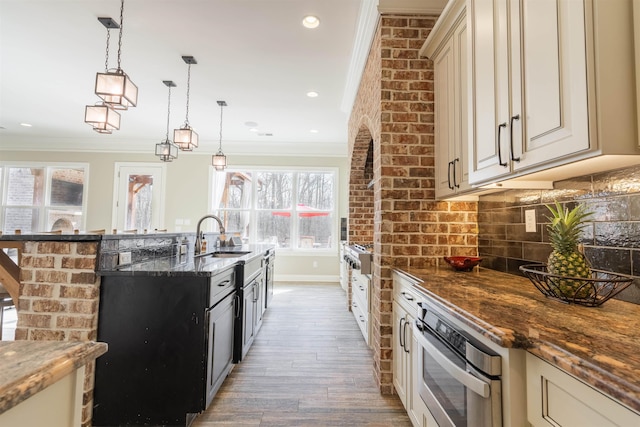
[0,287,15,341]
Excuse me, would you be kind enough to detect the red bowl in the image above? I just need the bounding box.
[443,256,482,271]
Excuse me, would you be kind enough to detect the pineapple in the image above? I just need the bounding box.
[546,202,592,299]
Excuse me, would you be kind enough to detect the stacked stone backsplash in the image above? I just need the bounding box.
[478,164,640,304]
[99,233,197,271]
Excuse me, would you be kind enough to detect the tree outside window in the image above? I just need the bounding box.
[212,169,336,250]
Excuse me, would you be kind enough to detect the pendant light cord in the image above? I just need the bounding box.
[116,0,124,71]
[184,63,191,125]
[218,103,224,151]
[165,86,172,141]
[104,27,111,72]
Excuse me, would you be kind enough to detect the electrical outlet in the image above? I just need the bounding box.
[525,209,537,232]
[118,251,132,265]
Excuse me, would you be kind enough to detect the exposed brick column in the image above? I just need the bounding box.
[16,240,101,427]
[348,14,478,395]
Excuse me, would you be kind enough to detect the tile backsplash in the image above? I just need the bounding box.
[478,164,640,304]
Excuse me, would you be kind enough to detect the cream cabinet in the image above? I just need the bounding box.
[351,269,371,346]
[392,270,426,427]
[421,0,470,198]
[468,0,638,186]
[526,353,640,427]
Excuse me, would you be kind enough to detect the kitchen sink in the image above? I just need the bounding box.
[207,251,251,258]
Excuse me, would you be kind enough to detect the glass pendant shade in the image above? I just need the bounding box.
[212,150,227,170]
[174,126,199,151]
[95,70,138,110]
[84,103,121,133]
[155,140,179,162]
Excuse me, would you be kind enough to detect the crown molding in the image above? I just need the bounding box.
[377,0,447,15]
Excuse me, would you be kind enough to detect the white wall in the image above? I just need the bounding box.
[0,150,349,281]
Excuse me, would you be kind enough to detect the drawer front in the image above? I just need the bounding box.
[393,271,421,315]
[352,272,370,309]
[351,293,369,345]
[209,268,236,307]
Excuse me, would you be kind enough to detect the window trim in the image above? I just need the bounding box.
[209,165,339,253]
[0,161,90,233]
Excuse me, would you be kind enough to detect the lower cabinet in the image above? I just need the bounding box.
[392,271,427,427]
[351,269,371,345]
[205,290,236,408]
[526,353,640,427]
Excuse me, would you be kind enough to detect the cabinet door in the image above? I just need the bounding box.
[392,301,408,407]
[452,15,470,193]
[206,291,235,408]
[469,0,512,184]
[512,0,590,169]
[434,36,456,197]
[242,284,255,349]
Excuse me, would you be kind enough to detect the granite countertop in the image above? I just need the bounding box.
[0,341,108,414]
[398,266,640,413]
[98,244,275,277]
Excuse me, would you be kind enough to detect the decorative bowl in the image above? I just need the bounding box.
[519,264,634,307]
[443,256,482,272]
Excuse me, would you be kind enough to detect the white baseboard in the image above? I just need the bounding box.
[274,274,340,283]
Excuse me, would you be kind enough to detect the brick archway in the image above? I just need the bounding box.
[348,14,478,394]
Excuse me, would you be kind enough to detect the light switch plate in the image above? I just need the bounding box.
[179,244,188,255]
[525,209,537,232]
[118,251,132,265]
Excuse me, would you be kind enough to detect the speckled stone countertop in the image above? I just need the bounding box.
[398,266,640,413]
[0,341,108,414]
[98,244,275,277]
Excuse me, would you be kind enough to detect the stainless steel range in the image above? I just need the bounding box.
[343,243,373,274]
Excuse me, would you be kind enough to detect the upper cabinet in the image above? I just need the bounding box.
[421,0,471,199]
[468,0,638,186]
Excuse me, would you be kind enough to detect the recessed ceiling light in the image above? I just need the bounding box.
[244,121,258,128]
[302,15,320,29]
[310,129,319,133]
[20,123,32,127]
[306,91,319,98]
[249,128,258,133]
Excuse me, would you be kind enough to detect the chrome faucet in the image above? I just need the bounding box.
[195,214,225,255]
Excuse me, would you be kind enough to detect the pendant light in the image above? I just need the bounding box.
[94,0,138,110]
[85,102,121,134]
[84,17,120,133]
[174,56,199,151]
[212,101,228,171]
[155,81,179,162]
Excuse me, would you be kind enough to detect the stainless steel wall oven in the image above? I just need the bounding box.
[413,300,503,427]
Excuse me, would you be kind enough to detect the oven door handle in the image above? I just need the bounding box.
[413,321,490,398]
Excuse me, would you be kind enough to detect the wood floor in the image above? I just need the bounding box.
[192,282,412,427]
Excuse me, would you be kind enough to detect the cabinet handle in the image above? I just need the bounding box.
[497,122,508,167]
[401,291,414,301]
[509,114,521,162]
[402,318,410,353]
[447,160,454,190]
[399,317,405,349]
[218,279,231,287]
[453,158,460,188]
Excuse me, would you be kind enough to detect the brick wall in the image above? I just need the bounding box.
[16,240,100,427]
[348,15,478,394]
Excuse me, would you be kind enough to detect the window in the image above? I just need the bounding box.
[0,163,88,233]
[211,168,336,251]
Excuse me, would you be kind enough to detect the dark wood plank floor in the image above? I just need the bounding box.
[192,282,412,427]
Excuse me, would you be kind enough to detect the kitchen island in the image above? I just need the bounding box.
[396,265,640,418]
[94,243,274,427]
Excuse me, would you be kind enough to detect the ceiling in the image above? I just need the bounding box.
[0,0,444,158]
[0,0,374,157]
